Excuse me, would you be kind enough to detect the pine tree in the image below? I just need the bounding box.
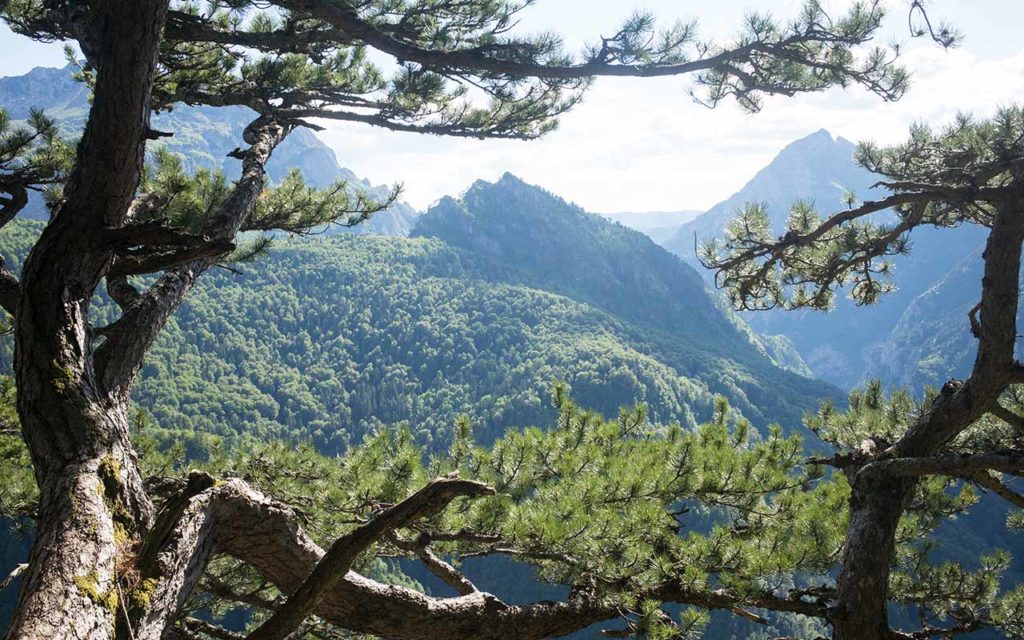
[0,1,957,638]
[704,107,1024,640]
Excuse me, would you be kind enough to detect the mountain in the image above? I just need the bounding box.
[661,130,988,389]
[0,65,419,235]
[413,173,835,426]
[600,210,702,243]
[0,175,837,455]
[663,130,882,261]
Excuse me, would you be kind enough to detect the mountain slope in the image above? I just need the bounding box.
[413,173,837,427]
[871,240,1024,391]
[0,65,419,235]
[662,130,987,389]
[663,130,882,261]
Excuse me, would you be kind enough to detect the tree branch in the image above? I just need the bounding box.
[390,533,479,596]
[0,185,28,228]
[140,479,609,640]
[165,10,355,54]
[183,618,246,640]
[93,115,290,398]
[0,257,19,316]
[961,470,1024,509]
[105,275,141,311]
[417,546,479,596]
[990,403,1024,435]
[148,477,834,640]
[864,451,1024,478]
[100,219,222,251]
[106,239,236,278]
[652,582,829,620]
[275,0,894,90]
[244,476,495,640]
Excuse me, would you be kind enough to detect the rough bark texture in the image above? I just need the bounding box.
[7,2,170,637]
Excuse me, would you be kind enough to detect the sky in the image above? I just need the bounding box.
[2,1,1023,213]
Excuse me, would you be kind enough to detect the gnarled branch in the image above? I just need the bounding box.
[245,476,495,640]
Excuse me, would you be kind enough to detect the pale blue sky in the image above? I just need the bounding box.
[2,1,1023,212]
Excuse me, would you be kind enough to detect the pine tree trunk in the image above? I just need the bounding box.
[831,476,913,640]
[5,1,170,637]
[5,405,148,638]
[7,214,156,638]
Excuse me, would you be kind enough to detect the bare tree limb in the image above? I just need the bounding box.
[990,403,1024,435]
[106,239,236,279]
[106,275,141,311]
[245,477,495,640]
[0,257,19,316]
[864,451,1024,478]
[93,116,290,398]
[961,471,1024,509]
[390,533,479,596]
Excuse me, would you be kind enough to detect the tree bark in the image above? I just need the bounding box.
[6,1,170,637]
[832,199,1024,640]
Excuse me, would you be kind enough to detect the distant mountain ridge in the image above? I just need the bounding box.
[0,65,419,235]
[660,129,988,390]
[600,210,702,244]
[663,129,883,261]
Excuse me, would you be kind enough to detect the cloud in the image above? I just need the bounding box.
[316,37,1024,215]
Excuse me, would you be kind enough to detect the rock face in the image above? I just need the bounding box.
[661,129,988,390]
[0,65,419,235]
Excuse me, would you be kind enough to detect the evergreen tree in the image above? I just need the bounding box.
[0,1,958,638]
[704,107,1024,639]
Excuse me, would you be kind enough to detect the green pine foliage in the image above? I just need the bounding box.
[5,376,1020,637]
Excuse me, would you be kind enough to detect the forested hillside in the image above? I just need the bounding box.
[0,175,837,453]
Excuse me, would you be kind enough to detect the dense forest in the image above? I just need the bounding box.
[0,172,836,454]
